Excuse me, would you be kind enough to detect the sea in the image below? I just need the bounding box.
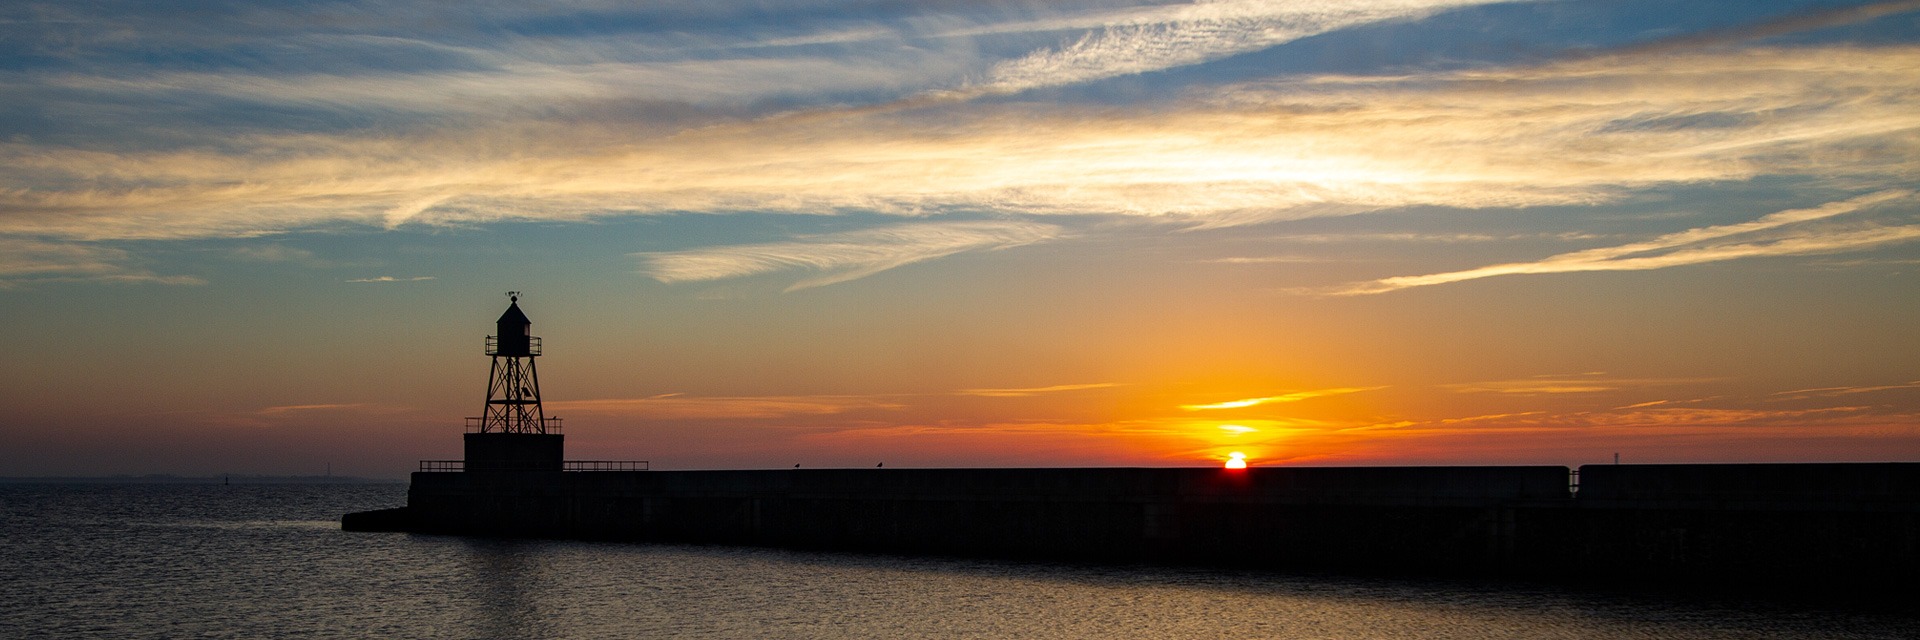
[2,483,1916,639]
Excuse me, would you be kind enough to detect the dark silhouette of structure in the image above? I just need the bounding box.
[478,292,550,435]
[344,299,1920,592]
[461,294,566,472]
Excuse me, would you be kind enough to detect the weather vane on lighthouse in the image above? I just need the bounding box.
[475,291,558,434]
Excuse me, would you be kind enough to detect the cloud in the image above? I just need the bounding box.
[637,220,1062,290]
[1205,255,1323,264]
[971,0,1504,95]
[0,239,133,278]
[1338,190,1920,294]
[805,414,1335,465]
[210,402,421,429]
[6,43,1916,249]
[257,403,367,415]
[229,245,327,266]
[547,394,903,420]
[12,0,1501,151]
[0,238,202,287]
[955,382,1125,397]
[1181,386,1383,410]
[1570,406,1877,429]
[1262,232,1604,244]
[1599,0,1920,58]
[1445,374,1713,395]
[1772,381,1920,399]
[345,276,435,283]
[45,49,975,121]
[5,0,1920,303]
[1351,404,1892,434]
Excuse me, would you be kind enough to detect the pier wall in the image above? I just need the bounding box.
[1533,463,1920,586]
[399,466,1566,572]
[351,464,1920,584]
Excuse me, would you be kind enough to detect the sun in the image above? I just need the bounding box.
[1224,452,1248,469]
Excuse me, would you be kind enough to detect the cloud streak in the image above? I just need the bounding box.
[1445,374,1715,395]
[973,0,1504,95]
[346,276,435,283]
[637,221,1061,290]
[956,383,1125,398]
[548,394,903,420]
[1181,386,1382,410]
[1773,381,1920,399]
[1340,190,1920,294]
[0,238,204,287]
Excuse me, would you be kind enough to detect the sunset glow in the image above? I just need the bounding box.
[1226,452,1249,470]
[3,0,1919,477]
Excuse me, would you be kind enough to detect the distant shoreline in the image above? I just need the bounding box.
[0,475,402,484]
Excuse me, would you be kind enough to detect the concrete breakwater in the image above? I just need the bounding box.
[345,463,1920,586]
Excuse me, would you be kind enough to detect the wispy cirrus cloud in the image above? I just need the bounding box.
[345,276,434,283]
[1181,386,1383,410]
[972,0,1505,95]
[637,221,1061,290]
[257,403,367,415]
[7,44,1916,249]
[1259,232,1604,245]
[548,394,903,420]
[2,0,1506,150]
[215,402,416,429]
[228,244,344,268]
[0,238,203,288]
[1772,381,1920,399]
[4,2,1919,296]
[1445,374,1714,395]
[1352,398,1903,434]
[1546,406,1879,429]
[955,382,1125,397]
[1204,255,1323,264]
[1340,190,1920,294]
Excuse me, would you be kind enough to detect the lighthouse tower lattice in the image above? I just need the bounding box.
[461,293,565,472]
[476,292,559,434]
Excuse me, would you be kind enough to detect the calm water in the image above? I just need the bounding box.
[2,483,1915,639]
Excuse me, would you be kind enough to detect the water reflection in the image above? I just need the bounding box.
[462,539,548,640]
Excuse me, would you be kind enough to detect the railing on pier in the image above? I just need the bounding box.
[564,460,650,471]
[416,459,649,472]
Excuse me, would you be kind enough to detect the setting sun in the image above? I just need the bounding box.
[1225,452,1248,469]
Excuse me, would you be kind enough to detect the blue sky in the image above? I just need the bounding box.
[2,0,1917,476]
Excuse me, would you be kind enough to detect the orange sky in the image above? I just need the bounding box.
[3,0,1919,477]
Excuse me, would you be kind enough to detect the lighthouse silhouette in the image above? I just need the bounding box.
[464,292,564,471]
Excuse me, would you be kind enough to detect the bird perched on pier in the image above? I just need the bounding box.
[877,463,883,468]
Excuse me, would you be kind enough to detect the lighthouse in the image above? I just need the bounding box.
[463,292,564,472]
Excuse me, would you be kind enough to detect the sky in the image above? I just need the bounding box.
[2,0,1918,477]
